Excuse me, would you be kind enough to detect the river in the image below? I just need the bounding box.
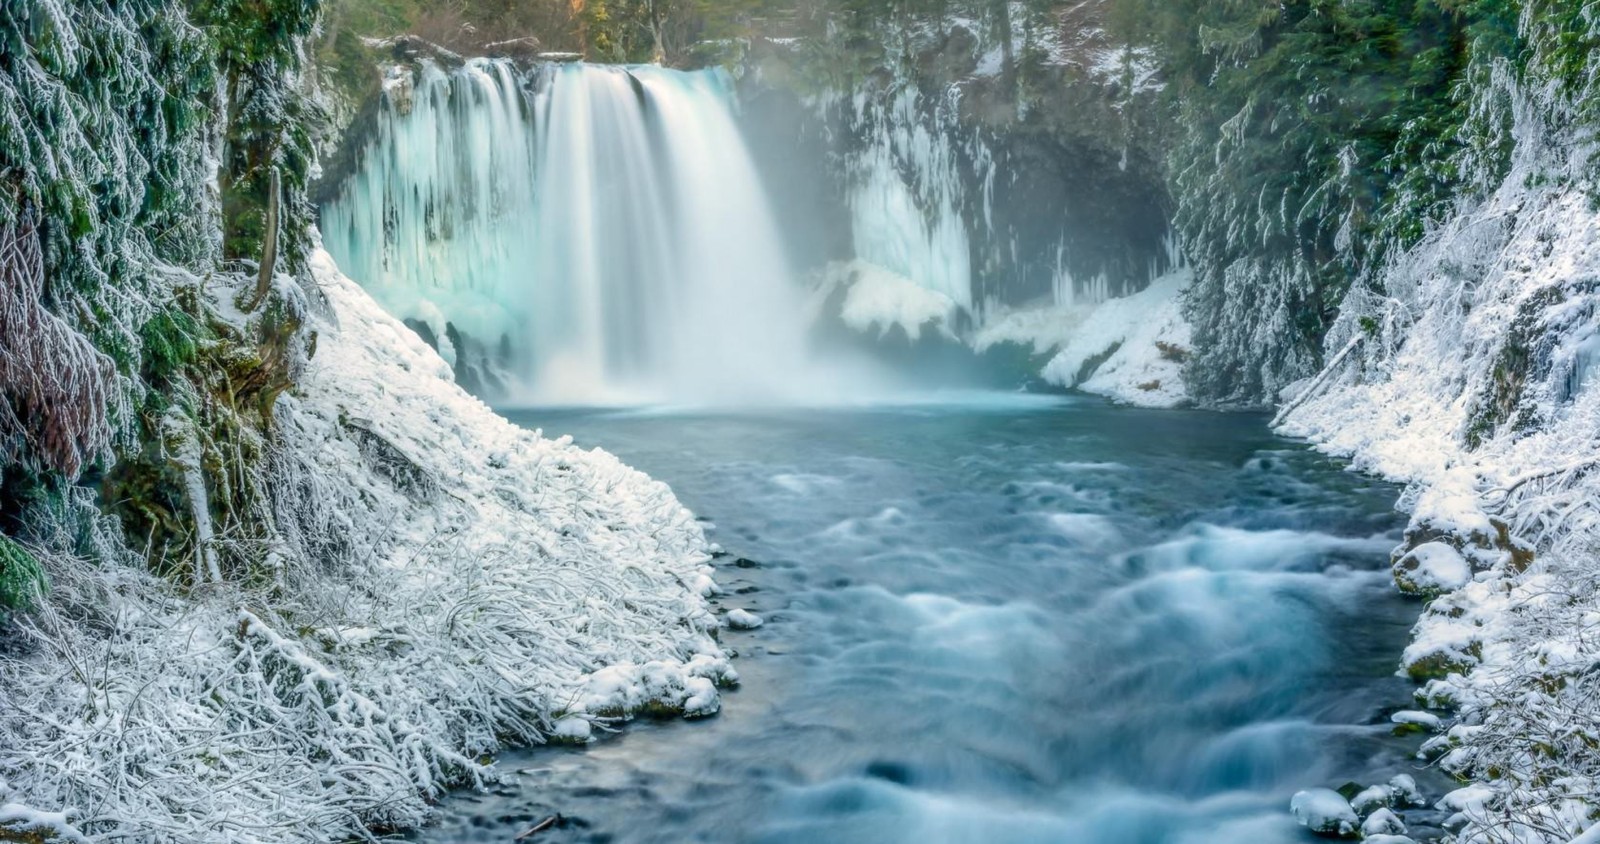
[414,394,1438,843]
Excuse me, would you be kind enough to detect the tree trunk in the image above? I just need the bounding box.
[647,0,666,63]
[247,167,281,312]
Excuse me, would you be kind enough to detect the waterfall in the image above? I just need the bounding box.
[322,59,834,404]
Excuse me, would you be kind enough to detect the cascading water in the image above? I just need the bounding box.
[323,59,846,404]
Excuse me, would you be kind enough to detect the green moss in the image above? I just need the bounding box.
[1465,286,1561,449]
[140,307,208,385]
[1406,641,1483,682]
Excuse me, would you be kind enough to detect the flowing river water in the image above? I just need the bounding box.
[413,395,1442,843]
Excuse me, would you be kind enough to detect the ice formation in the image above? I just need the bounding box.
[841,86,986,314]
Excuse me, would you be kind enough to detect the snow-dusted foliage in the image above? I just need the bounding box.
[0,250,731,843]
[0,208,119,479]
[1122,0,1493,405]
[0,0,216,473]
[1279,3,1600,840]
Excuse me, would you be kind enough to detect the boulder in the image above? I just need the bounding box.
[1290,788,1360,838]
[1362,807,1407,837]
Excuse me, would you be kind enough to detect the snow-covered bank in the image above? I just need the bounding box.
[0,250,732,843]
[1040,270,1193,408]
[1278,98,1600,844]
[816,261,1194,407]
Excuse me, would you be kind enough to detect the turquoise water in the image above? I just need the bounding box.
[417,396,1437,843]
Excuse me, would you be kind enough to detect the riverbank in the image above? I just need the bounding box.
[1277,140,1600,841]
[0,252,735,843]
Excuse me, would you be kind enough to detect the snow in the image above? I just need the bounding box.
[1040,269,1194,408]
[828,260,957,342]
[0,777,87,844]
[1289,788,1359,837]
[0,249,731,843]
[1393,541,1472,596]
[726,609,764,630]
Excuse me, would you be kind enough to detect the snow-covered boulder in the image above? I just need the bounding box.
[1388,774,1425,807]
[1393,541,1472,597]
[726,608,764,630]
[1290,788,1360,838]
[1350,784,1395,815]
[1389,709,1444,734]
[1362,807,1407,837]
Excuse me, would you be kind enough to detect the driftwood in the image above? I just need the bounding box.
[514,815,560,840]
